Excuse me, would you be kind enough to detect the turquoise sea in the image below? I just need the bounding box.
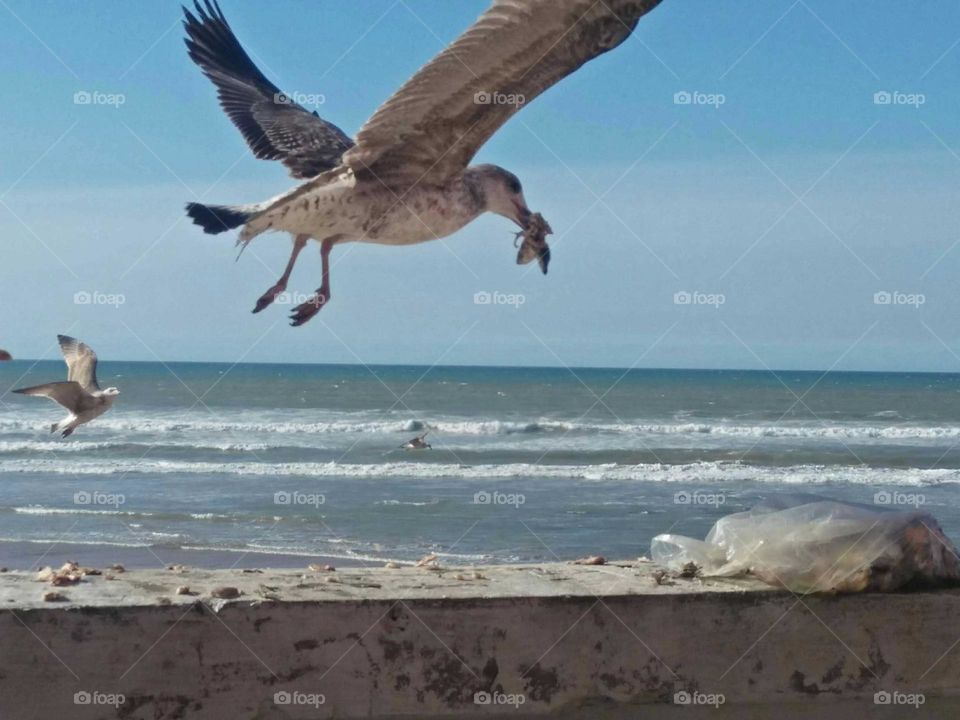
[1,361,958,568]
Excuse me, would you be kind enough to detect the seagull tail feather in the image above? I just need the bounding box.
[185,202,256,235]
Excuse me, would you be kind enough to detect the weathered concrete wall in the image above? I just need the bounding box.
[2,562,960,718]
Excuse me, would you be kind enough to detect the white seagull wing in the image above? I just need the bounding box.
[13,381,91,412]
[342,0,663,191]
[57,335,100,392]
[183,0,355,179]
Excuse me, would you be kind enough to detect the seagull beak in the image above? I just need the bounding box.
[512,198,531,228]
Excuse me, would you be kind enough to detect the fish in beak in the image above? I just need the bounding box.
[515,211,553,275]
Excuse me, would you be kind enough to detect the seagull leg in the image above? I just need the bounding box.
[253,234,309,313]
[290,237,335,327]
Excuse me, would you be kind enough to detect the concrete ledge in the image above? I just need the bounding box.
[3,562,960,718]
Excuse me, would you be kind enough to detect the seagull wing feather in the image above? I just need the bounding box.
[13,382,92,412]
[343,0,663,190]
[57,335,100,392]
[183,0,354,179]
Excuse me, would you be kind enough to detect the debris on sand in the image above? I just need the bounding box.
[43,591,68,602]
[570,556,606,566]
[175,586,192,596]
[307,564,335,572]
[210,586,241,599]
[36,561,92,585]
[416,554,439,568]
[678,561,700,579]
[384,562,402,569]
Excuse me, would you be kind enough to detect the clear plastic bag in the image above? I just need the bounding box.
[651,495,960,593]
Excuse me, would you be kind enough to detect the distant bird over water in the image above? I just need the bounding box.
[13,336,119,438]
[182,0,663,325]
[0,350,11,361]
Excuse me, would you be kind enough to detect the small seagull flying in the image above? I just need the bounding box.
[13,336,119,438]
[182,0,663,325]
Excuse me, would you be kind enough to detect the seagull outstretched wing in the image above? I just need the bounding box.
[57,335,100,393]
[13,382,94,412]
[183,0,354,179]
[343,0,663,191]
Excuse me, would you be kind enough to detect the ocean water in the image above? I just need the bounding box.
[1,361,959,568]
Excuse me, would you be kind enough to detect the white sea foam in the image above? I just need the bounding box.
[0,458,956,486]
[1,414,955,441]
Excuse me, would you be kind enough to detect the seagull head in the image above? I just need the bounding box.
[471,164,531,228]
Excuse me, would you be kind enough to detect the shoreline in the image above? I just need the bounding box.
[0,540,372,572]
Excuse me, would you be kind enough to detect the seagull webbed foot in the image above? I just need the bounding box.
[289,289,329,327]
[252,282,288,314]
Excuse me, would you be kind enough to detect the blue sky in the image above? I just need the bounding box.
[2,0,959,371]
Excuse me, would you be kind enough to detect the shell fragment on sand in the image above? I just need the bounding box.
[515,212,553,274]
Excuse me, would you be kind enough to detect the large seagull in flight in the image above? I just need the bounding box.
[183,0,663,325]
